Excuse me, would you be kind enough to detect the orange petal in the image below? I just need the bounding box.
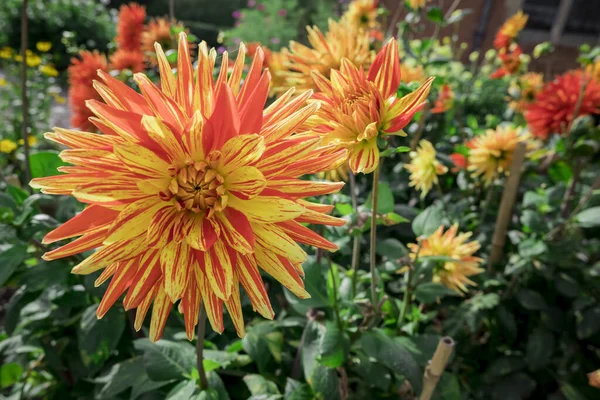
[149,285,173,342]
[43,205,118,244]
[368,38,401,99]
[236,253,274,319]
[160,241,192,301]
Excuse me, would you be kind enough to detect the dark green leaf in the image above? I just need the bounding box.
[548,161,572,183]
[284,378,313,400]
[484,356,526,383]
[302,321,325,380]
[78,305,125,371]
[577,306,600,339]
[242,322,283,374]
[285,260,329,313]
[414,283,459,303]
[376,238,409,259]
[526,328,554,371]
[318,321,345,368]
[365,182,395,214]
[555,274,580,297]
[426,7,444,24]
[0,244,28,286]
[166,380,197,399]
[412,203,443,237]
[134,338,195,381]
[518,238,547,259]
[30,151,67,179]
[94,357,145,398]
[575,207,600,228]
[310,365,340,400]
[516,290,547,310]
[244,374,280,396]
[560,383,588,400]
[435,373,462,400]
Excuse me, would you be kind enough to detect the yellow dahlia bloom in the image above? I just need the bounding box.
[36,41,52,52]
[343,0,380,30]
[408,224,483,294]
[401,63,426,84]
[468,125,527,185]
[277,19,374,95]
[309,39,434,174]
[405,140,447,198]
[30,33,347,342]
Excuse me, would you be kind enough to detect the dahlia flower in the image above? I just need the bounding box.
[401,64,426,84]
[431,84,454,114]
[409,224,483,294]
[494,11,528,51]
[490,45,523,79]
[308,38,434,174]
[405,140,447,198]
[407,0,428,9]
[31,33,347,342]
[525,70,600,139]
[110,49,146,73]
[68,50,108,131]
[343,0,380,30]
[449,153,468,172]
[468,125,527,185]
[508,72,544,112]
[277,19,374,95]
[116,3,146,52]
[142,18,191,66]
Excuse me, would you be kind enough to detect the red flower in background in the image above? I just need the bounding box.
[525,70,600,139]
[431,84,454,114]
[68,51,108,131]
[116,3,146,52]
[450,153,468,172]
[110,49,145,73]
[491,45,522,79]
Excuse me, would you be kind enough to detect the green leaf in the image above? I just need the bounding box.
[518,238,547,259]
[30,151,67,179]
[525,328,554,371]
[285,260,329,313]
[310,365,340,400]
[167,380,197,399]
[414,283,459,303]
[285,378,313,400]
[0,244,28,286]
[412,203,443,237]
[6,185,28,205]
[359,329,422,394]
[334,203,353,216]
[483,356,526,383]
[94,358,144,397]
[575,206,600,228]
[380,146,411,157]
[560,383,588,400]
[78,305,125,371]
[243,374,280,396]
[576,306,600,339]
[435,373,462,400]
[426,7,444,24]
[365,182,395,214]
[0,362,23,388]
[555,274,580,297]
[134,338,195,381]
[376,238,409,259]
[302,321,325,380]
[318,321,345,368]
[516,290,547,310]
[446,9,472,24]
[242,322,283,374]
[548,161,572,183]
[380,212,409,226]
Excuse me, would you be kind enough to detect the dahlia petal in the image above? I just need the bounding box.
[104,197,166,244]
[58,149,129,173]
[45,128,119,149]
[200,240,233,300]
[253,223,307,263]
[176,32,194,116]
[215,51,229,92]
[180,277,201,340]
[237,46,265,105]
[255,246,309,298]
[284,147,348,177]
[86,100,152,143]
[149,286,173,342]
[123,250,162,310]
[225,166,267,200]
[154,43,177,100]
[257,135,321,175]
[160,242,191,301]
[183,111,204,160]
[296,208,346,226]
[134,73,186,132]
[42,205,118,244]
[236,253,274,319]
[267,179,345,198]
[141,115,187,162]
[239,71,270,135]
[185,214,219,251]
[219,134,266,174]
[193,41,215,119]
[203,83,240,152]
[348,139,379,174]
[216,208,255,254]
[278,220,338,251]
[224,276,246,337]
[228,193,304,223]
[228,43,246,97]
[73,179,148,207]
[113,142,171,177]
[368,39,401,99]
[134,284,159,331]
[97,257,139,318]
[385,77,434,133]
[298,200,335,213]
[195,268,225,333]
[43,228,107,261]
[95,262,118,287]
[262,89,312,128]
[71,234,146,275]
[147,207,178,248]
[260,102,320,143]
[97,70,152,114]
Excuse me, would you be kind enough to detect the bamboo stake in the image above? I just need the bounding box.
[419,337,455,400]
[488,142,527,269]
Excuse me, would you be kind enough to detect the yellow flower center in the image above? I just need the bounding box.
[162,162,227,216]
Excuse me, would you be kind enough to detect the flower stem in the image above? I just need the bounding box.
[196,305,209,390]
[349,172,361,297]
[398,241,421,329]
[327,254,343,332]
[369,163,381,314]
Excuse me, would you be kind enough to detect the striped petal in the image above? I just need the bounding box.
[224,166,266,200]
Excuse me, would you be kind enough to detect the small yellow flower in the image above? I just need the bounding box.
[0,78,7,87]
[36,41,52,52]
[40,64,59,77]
[468,125,528,185]
[0,47,12,59]
[408,224,483,294]
[53,94,66,104]
[0,139,18,154]
[407,0,428,9]
[26,54,42,68]
[343,0,380,30]
[405,140,447,198]
[14,55,22,62]
[18,136,38,146]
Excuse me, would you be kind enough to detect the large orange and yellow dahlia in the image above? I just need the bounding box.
[308,39,434,174]
[116,3,146,52]
[68,50,108,131]
[31,33,347,342]
[525,70,600,139]
[277,19,374,95]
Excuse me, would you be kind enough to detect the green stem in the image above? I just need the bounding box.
[369,163,381,313]
[327,254,343,332]
[196,305,209,390]
[398,242,422,329]
[349,172,361,297]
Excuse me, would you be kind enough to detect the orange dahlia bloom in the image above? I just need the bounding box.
[68,50,108,131]
[110,49,145,73]
[409,224,483,294]
[407,0,428,9]
[31,33,347,342]
[343,0,380,30]
[401,63,426,84]
[525,70,600,139]
[431,84,454,114]
[494,11,528,51]
[277,19,374,95]
[142,18,191,66]
[508,72,544,112]
[449,153,468,172]
[491,45,523,79]
[468,125,527,185]
[116,3,146,52]
[308,39,434,174]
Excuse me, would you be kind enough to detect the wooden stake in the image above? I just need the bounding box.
[419,336,455,400]
[488,142,527,269]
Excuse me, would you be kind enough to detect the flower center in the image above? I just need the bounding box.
[161,162,227,216]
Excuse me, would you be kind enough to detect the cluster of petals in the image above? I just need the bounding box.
[307,38,434,174]
[405,139,447,198]
[408,224,483,294]
[115,3,146,52]
[525,70,600,139]
[67,51,108,131]
[142,18,191,66]
[493,11,528,51]
[431,84,454,114]
[31,34,347,342]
